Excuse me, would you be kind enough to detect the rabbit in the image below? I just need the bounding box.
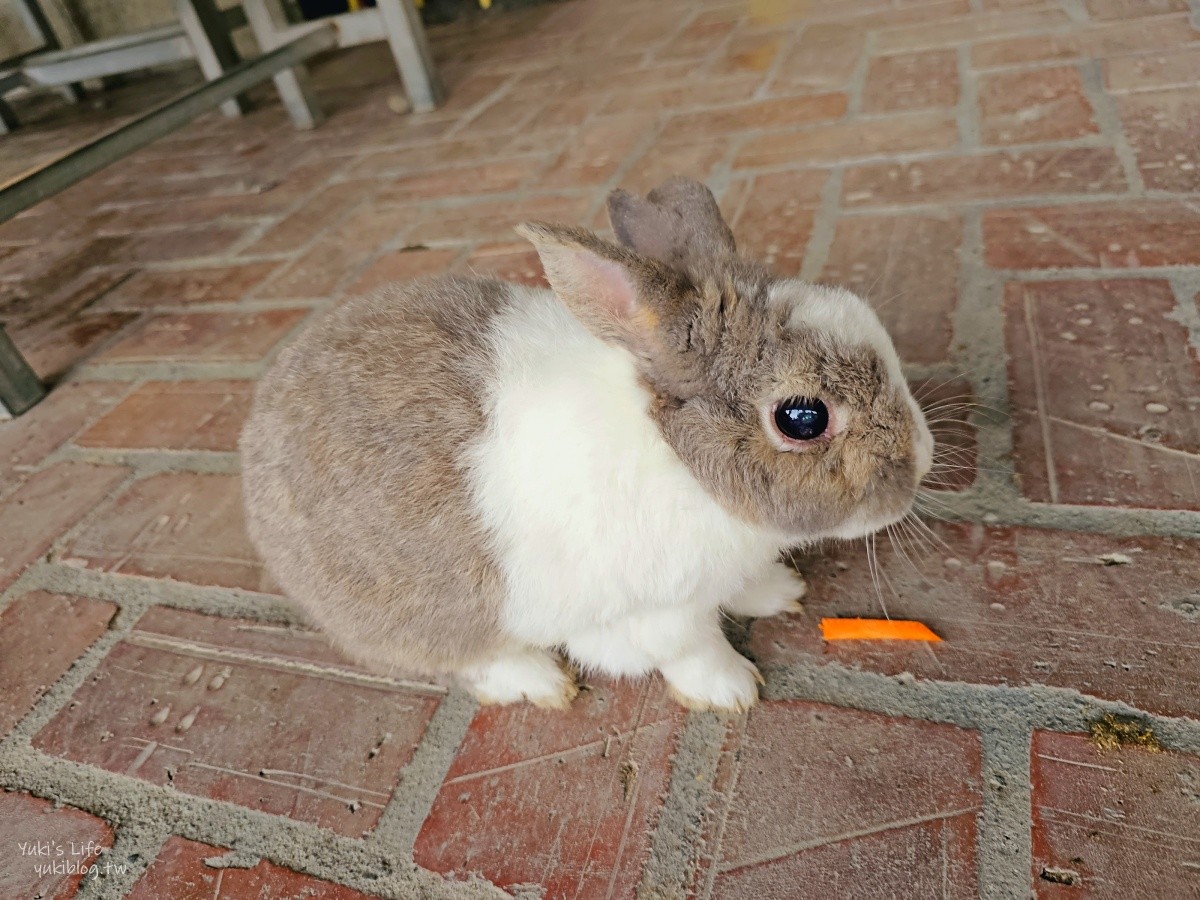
[240,176,934,713]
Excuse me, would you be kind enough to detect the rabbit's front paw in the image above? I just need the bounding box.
[661,644,762,713]
[723,563,806,618]
[466,650,579,709]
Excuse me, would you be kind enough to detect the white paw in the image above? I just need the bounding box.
[661,644,763,713]
[464,650,579,709]
[722,563,807,618]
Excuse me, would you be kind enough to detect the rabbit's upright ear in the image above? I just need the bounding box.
[516,221,689,349]
[606,176,736,274]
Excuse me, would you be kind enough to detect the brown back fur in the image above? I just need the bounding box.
[240,276,513,675]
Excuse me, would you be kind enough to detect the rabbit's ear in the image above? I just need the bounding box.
[606,177,736,273]
[516,221,690,349]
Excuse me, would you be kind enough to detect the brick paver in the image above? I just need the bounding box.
[1031,731,1200,896]
[0,792,114,900]
[0,592,117,738]
[416,678,685,898]
[34,608,443,836]
[983,200,1200,269]
[93,262,282,310]
[751,526,1200,719]
[60,473,275,592]
[710,703,982,898]
[94,308,308,366]
[0,382,128,497]
[0,463,129,591]
[2,0,1199,897]
[75,381,253,453]
[1005,279,1200,509]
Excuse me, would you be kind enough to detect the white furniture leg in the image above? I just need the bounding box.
[377,0,443,113]
[174,0,250,117]
[13,0,84,101]
[241,0,324,129]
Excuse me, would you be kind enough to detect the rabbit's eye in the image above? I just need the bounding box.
[774,398,829,441]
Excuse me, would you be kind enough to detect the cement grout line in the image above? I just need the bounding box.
[52,315,152,386]
[870,30,1080,59]
[440,73,524,142]
[956,45,982,150]
[96,216,278,240]
[999,265,1200,281]
[798,167,844,282]
[760,659,1200,754]
[692,11,744,83]
[87,255,291,272]
[753,21,803,101]
[1022,283,1060,504]
[366,690,478,853]
[9,562,305,626]
[950,209,1020,500]
[319,220,425,303]
[735,124,1112,162]
[339,148,552,182]
[977,728,1035,900]
[843,29,874,118]
[75,360,275,382]
[373,184,596,212]
[222,164,357,259]
[637,4,705,71]
[74,818,170,900]
[701,140,737,203]
[1168,272,1200,358]
[928,490,1200,539]
[1057,0,1091,24]
[833,189,1200,216]
[48,447,242,476]
[1078,58,1146,196]
[904,361,971,384]
[694,714,746,900]
[245,194,377,299]
[92,298,326,315]
[636,712,729,900]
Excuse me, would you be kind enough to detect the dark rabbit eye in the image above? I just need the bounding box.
[775,398,829,441]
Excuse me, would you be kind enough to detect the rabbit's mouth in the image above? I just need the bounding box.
[821,464,921,541]
[826,500,916,542]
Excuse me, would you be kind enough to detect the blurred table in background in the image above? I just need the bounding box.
[0,0,441,415]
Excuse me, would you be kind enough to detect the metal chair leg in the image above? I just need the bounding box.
[0,98,17,135]
[0,326,46,417]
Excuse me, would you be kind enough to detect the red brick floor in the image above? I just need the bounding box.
[2,1,1199,898]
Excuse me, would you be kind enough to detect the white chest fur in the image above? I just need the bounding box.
[465,288,784,647]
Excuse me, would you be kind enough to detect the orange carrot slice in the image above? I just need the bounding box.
[820,618,942,642]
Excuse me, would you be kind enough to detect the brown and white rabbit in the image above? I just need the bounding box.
[240,177,933,712]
